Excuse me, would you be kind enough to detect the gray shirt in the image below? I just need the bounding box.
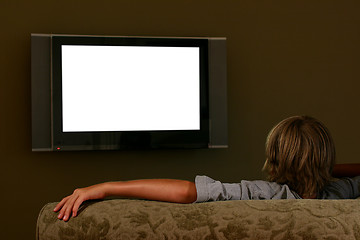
[195,175,360,202]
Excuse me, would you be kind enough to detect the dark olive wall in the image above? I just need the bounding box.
[1,0,360,239]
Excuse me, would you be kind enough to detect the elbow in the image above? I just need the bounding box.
[176,181,197,203]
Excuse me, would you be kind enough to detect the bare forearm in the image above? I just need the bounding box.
[103,179,197,203]
[54,178,197,221]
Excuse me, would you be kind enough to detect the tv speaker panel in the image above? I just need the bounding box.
[208,38,228,148]
[31,34,52,151]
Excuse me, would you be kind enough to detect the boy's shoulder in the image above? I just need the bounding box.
[319,176,360,199]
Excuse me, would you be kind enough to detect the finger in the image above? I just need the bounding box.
[61,195,79,221]
[57,197,73,220]
[54,196,70,212]
[56,194,76,220]
[72,196,85,217]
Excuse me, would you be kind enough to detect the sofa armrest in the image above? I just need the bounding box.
[37,199,360,240]
[332,163,360,178]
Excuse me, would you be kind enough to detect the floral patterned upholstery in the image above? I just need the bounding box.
[37,198,360,240]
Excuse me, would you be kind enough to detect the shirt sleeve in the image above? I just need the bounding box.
[195,175,300,202]
[319,176,360,199]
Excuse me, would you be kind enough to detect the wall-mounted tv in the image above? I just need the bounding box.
[31,34,227,151]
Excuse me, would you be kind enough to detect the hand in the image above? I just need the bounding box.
[53,183,108,221]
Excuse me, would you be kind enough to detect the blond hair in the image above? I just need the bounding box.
[263,116,335,198]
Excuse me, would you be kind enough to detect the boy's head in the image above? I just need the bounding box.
[263,116,336,198]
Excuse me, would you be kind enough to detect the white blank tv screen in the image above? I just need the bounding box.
[61,45,200,132]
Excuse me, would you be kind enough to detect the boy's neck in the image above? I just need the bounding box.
[302,193,316,199]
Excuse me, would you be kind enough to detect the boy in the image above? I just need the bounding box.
[54,116,360,221]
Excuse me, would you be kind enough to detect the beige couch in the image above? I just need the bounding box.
[36,198,360,240]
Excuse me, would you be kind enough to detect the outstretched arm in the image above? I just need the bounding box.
[54,179,197,221]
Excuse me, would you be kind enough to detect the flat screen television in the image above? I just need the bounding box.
[31,34,227,151]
